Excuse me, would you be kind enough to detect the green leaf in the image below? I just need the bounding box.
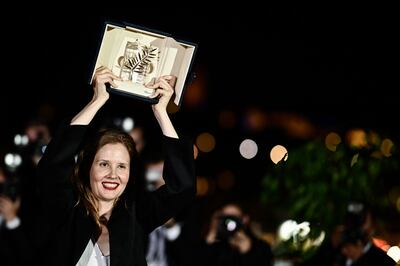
[350,153,359,167]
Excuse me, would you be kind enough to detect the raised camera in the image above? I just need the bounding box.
[216,215,243,241]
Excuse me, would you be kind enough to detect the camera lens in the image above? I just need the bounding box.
[216,215,243,241]
[224,218,238,232]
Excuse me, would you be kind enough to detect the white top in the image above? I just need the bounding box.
[0,215,21,230]
[77,240,110,266]
[146,223,182,266]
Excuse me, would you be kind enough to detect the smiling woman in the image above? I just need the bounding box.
[31,67,196,266]
[90,143,130,195]
[74,131,134,231]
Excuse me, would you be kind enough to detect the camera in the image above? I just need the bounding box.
[216,215,244,241]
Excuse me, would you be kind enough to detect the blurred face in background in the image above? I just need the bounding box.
[129,127,145,153]
[221,204,243,218]
[220,204,250,225]
[145,161,164,191]
[0,169,6,183]
[341,241,364,261]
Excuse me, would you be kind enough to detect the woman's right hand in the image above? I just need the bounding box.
[92,66,121,102]
[71,67,121,125]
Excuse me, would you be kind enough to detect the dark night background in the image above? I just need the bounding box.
[0,6,399,263]
[1,5,398,214]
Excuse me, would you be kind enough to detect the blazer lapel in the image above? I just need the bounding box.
[72,205,95,265]
[108,201,135,266]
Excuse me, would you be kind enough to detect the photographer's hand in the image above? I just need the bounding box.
[0,196,20,222]
[205,210,221,244]
[229,230,252,254]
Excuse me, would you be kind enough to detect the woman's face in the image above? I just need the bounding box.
[90,143,130,202]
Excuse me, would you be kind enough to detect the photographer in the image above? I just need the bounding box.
[0,167,31,266]
[199,202,273,266]
[303,201,389,266]
[0,167,21,228]
[339,227,396,266]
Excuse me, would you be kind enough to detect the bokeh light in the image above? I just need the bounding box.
[193,144,199,160]
[387,246,400,263]
[239,139,258,159]
[14,134,29,146]
[368,131,380,146]
[14,134,21,146]
[122,117,134,132]
[381,138,394,157]
[226,220,238,231]
[184,66,207,108]
[244,108,268,132]
[196,132,216,153]
[273,113,316,139]
[372,238,390,251]
[346,129,367,148]
[278,220,298,241]
[196,176,209,196]
[270,145,288,164]
[4,153,22,169]
[217,170,235,191]
[218,110,236,129]
[325,132,341,152]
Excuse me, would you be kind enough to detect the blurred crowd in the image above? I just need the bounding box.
[0,116,398,266]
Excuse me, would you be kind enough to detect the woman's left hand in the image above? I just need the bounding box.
[146,75,177,115]
[145,75,178,138]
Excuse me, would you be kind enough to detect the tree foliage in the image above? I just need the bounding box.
[261,131,399,233]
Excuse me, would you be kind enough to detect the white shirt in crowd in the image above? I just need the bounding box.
[0,215,21,230]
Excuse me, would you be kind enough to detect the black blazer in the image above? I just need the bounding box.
[0,222,32,266]
[32,123,195,266]
[351,244,396,266]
